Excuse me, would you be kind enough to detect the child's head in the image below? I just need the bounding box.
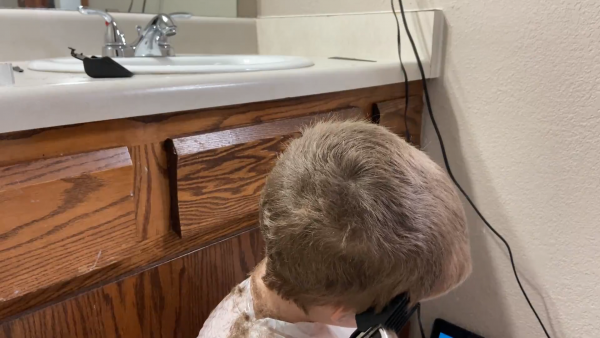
[259,119,471,326]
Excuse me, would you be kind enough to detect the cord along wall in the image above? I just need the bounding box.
[258,1,600,337]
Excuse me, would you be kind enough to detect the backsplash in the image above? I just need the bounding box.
[257,10,443,77]
[0,9,258,62]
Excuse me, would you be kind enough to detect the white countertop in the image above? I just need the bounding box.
[0,57,430,134]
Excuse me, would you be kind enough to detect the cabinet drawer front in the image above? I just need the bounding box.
[0,147,137,302]
[166,108,363,238]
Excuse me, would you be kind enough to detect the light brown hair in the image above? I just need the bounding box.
[260,119,471,312]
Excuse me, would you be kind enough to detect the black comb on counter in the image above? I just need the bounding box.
[69,47,133,78]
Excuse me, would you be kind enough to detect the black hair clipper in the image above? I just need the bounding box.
[69,47,133,78]
[350,293,418,338]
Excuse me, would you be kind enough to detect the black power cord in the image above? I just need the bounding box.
[390,0,411,144]
[391,1,553,337]
[417,305,426,338]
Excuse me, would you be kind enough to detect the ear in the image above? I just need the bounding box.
[330,307,357,328]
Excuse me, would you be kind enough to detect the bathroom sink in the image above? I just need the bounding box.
[28,55,314,74]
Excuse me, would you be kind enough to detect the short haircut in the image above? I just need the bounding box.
[259,119,471,312]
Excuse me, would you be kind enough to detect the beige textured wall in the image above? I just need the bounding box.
[260,1,600,337]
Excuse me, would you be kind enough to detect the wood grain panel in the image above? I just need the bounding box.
[166,108,363,238]
[0,148,137,303]
[0,229,264,338]
[131,143,171,240]
[0,83,422,167]
[375,97,424,147]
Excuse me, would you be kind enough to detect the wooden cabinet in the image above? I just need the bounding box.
[0,83,423,337]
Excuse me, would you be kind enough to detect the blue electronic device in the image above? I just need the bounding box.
[430,319,484,338]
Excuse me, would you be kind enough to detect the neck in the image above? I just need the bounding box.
[250,260,311,323]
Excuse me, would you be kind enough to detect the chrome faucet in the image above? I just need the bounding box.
[78,7,133,57]
[131,13,192,57]
[78,7,191,57]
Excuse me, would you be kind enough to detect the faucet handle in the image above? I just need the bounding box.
[169,12,193,19]
[78,6,132,57]
[78,6,125,45]
[131,12,191,57]
[150,13,190,37]
[78,6,113,23]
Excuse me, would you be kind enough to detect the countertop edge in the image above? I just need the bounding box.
[0,58,430,134]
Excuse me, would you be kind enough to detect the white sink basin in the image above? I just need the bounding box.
[28,55,314,74]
